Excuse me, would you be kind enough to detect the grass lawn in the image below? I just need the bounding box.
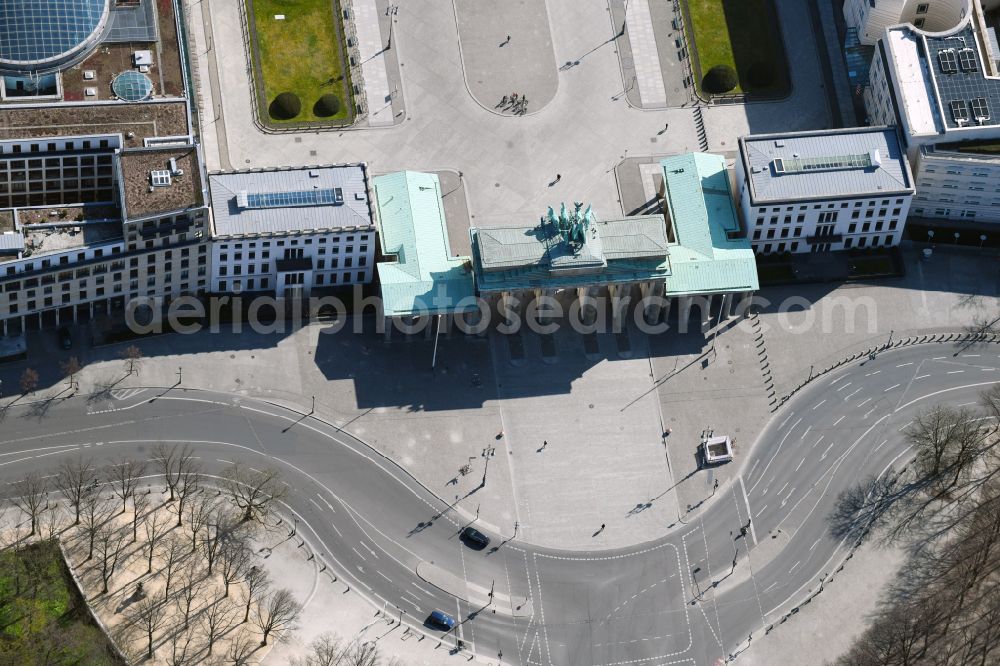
[0,540,124,664]
[250,0,353,125]
[685,0,789,97]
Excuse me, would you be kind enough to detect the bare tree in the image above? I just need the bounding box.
[79,491,114,561]
[131,595,168,659]
[241,565,269,623]
[254,587,302,645]
[187,492,216,553]
[143,501,169,573]
[162,535,186,599]
[175,566,201,631]
[9,472,48,536]
[153,442,180,502]
[167,625,199,666]
[54,456,96,525]
[220,540,253,598]
[120,344,143,376]
[173,457,201,527]
[108,457,146,515]
[292,633,348,666]
[228,627,257,665]
[132,488,150,542]
[200,597,237,656]
[94,524,128,595]
[221,463,287,524]
[19,367,39,395]
[204,506,240,576]
[346,642,380,666]
[60,356,82,390]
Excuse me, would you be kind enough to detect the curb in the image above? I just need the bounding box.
[771,331,1000,412]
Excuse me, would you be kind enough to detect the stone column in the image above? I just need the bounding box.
[640,281,664,324]
[720,292,734,320]
[384,316,393,342]
[424,315,435,339]
[678,295,694,333]
[577,286,595,325]
[662,295,673,322]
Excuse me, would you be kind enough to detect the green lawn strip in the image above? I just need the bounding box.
[0,541,123,664]
[250,0,353,124]
[685,0,788,96]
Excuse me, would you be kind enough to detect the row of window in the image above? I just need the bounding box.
[0,139,112,155]
[753,234,896,255]
[5,279,208,315]
[755,198,905,215]
[218,244,368,263]
[755,207,903,226]
[215,233,371,253]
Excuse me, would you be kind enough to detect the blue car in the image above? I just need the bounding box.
[427,610,456,630]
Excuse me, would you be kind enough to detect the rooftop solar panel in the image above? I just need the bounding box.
[959,48,978,72]
[0,0,110,69]
[938,49,957,73]
[950,100,969,122]
[240,188,345,209]
[971,97,991,121]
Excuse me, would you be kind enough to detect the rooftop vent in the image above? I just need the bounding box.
[150,170,172,187]
[959,48,977,72]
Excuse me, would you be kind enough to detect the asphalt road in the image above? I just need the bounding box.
[0,342,997,665]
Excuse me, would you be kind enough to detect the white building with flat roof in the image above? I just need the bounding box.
[208,165,376,298]
[853,0,1000,225]
[736,126,914,254]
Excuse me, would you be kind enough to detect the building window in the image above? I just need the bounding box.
[219,281,227,291]
[789,242,798,252]
[753,230,762,240]
[916,3,929,14]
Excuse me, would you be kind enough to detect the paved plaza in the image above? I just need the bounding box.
[191,0,833,228]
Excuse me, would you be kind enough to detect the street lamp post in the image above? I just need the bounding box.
[980,234,988,248]
[954,232,960,245]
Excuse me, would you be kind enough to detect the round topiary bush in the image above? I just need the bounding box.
[313,93,342,118]
[269,92,301,120]
[746,61,776,89]
[702,65,738,95]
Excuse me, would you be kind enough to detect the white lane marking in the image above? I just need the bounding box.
[947,370,965,375]
[788,561,801,574]
[780,488,795,507]
[864,370,881,377]
[377,571,393,582]
[957,401,976,407]
[836,382,852,391]
[915,374,930,380]
[895,380,1000,412]
[858,397,871,407]
[748,418,801,494]
[962,354,980,358]
[318,493,336,512]
[754,504,768,518]
[832,416,845,426]
[932,356,945,360]
[351,547,366,561]
[820,440,836,461]
[896,362,913,368]
[776,482,789,495]
[799,425,812,441]
[884,384,900,392]
[898,420,913,432]
[762,582,778,593]
[845,387,862,400]
[739,476,758,545]
[778,412,795,430]
[864,407,878,419]
[412,582,434,597]
[813,435,825,448]
[794,457,806,472]
[748,459,760,478]
[810,538,821,551]
[812,399,826,410]
[873,439,888,453]
[308,497,324,512]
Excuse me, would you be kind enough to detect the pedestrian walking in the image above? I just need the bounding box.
[713,479,719,493]
[555,173,561,182]
[542,440,548,449]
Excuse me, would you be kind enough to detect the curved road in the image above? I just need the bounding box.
[0,342,997,665]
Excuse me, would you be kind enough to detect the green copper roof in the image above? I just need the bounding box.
[661,153,759,296]
[374,171,476,317]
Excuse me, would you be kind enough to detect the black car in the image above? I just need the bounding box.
[460,526,490,550]
[58,326,72,350]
